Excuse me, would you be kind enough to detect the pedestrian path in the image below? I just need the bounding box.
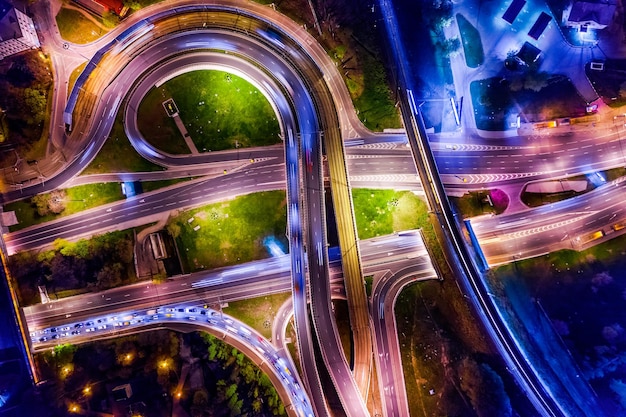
[172,115,200,155]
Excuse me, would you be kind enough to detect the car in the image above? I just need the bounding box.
[85,328,95,332]
[151,315,159,320]
[85,321,94,326]
[200,310,207,315]
[188,316,196,321]
[97,319,105,324]
[187,308,197,313]
[39,337,47,342]
[97,324,107,330]
[50,327,57,333]
[74,323,83,329]
[51,334,59,340]
[177,308,184,313]
[61,326,70,331]
[71,330,80,335]
[165,308,175,313]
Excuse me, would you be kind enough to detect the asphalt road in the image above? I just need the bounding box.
[25,232,428,417]
[7,0,626,416]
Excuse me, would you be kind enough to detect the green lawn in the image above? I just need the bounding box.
[222,292,291,339]
[83,107,162,174]
[138,70,281,154]
[352,189,429,239]
[4,182,124,231]
[55,8,107,44]
[451,189,509,218]
[456,14,484,68]
[169,191,287,271]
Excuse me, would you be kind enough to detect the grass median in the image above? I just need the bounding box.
[55,7,108,44]
[222,292,291,339]
[352,189,429,239]
[138,70,281,154]
[168,191,288,272]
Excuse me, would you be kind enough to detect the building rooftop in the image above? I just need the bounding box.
[567,0,617,26]
[0,1,21,42]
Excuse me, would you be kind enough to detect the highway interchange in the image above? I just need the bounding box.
[3,0,626,416]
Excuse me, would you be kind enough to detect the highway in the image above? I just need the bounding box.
[4,0,626,416]
[378,0,567,416]
[25,231,431,417]
[32,304,314,417]
[7,8,373,416]
[371,256,439,416]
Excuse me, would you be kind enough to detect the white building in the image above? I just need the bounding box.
[0,1,40,60]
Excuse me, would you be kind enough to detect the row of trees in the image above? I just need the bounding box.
[8,231,135,305]
[0,52,52,164]
[185,332,285,417]
[35,330,285,417]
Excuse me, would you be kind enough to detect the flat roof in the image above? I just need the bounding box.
[502,0,526,24]
[528,12,552,39]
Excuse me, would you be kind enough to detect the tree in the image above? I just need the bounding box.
[95,263,123,290]
[23,87,46,125]
[167,222,181,239]
[48,190,66,214]
[50,253,80,290]
[123,0,142,10]
[191,389,209,417]
[31,194,50,216]
[31,190,66,217]
[440,37,461,57]
[459,357,512,417]
[102,12,119,28]
[609,379,626,411]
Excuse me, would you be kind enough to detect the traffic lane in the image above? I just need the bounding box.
[5,160,287,253]
[371,262,439,417]
[472,178,626,264]
[123,47,294,167]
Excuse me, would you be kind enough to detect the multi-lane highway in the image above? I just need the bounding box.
[25,230,433,417]
[4,0,626,416]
